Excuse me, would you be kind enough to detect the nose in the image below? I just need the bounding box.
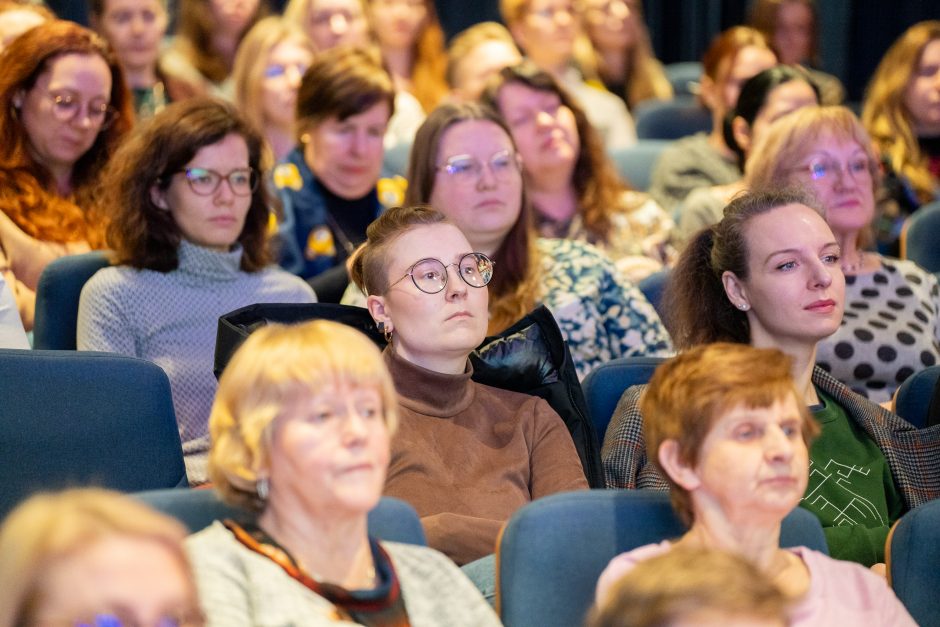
[286,65,303,88]
[764,425,795,462]
[534,109,555,128]
[808,256,834,289]
[444,264,468,299]
[348,129,364,156]
[554,7,573,26]
[330,13,350,34]
[215,176,237,202]
[476,161,498,190]
[340,406,369,444]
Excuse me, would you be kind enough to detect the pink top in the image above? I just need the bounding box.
[596,541,916,626]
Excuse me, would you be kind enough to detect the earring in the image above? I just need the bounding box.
[737,303,750,311]
[378,321,392,343]
[256,477,269,501]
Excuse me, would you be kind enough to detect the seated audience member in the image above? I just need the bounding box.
[349,204,589,567]
[445,21,522,104]
[863,20,940,254]
[482,62,674,282]
[162,0,267,98]
[748,0,844,104]
[576,0,673,110]
[232,17,314,161]
[0,1,53,52]
[274,45,401,282]
[745,106,939,404]
[0,272,28,349]
[186,319,500,625]
[602,187,940,567]
[88,0,199,118]
[499,0,636,150]
[284,0,370,50]
[0,488,203,627]
[373,102,673,378]
[648,26,777,212]
[596,343,917,626]
[589,546,789,627]
[674,64,820,244]
[0,20,133,330]
[77,98,315,484]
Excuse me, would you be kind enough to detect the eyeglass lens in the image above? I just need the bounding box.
[410,253,494,294]
[183,168,257,196]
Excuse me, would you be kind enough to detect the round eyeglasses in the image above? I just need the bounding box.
[176,168,259,196]
[46,90,116,129]
[390,252,495,294]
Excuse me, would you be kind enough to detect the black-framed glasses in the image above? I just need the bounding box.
[46,90,116,129]
[176,168,258,196]
[436,150,521,184]
[389,252,495,294]
[793,157,871,182]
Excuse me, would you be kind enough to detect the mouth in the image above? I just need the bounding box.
[804,299,836,313]
[446,310,472,321]
[475,198,504,209]
[760,475,798,488]
[340,462,375,475]
[209,216,238,226]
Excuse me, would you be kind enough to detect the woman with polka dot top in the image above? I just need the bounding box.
[745,105,940,405]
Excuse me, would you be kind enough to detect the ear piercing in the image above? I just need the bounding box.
[737,303,750,311]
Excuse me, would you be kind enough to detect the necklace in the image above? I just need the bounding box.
[841,251,869,274]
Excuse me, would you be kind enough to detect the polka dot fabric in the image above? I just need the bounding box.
[817,257,940,404]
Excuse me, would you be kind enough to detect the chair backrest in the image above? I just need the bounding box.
[638,268,670,320]
[581,357,665,443]
[901,200,940,274]
[894,365,940,429]
[33,251,111,350]
[496,489,828,627]
[664,62,702,97]
[634,96,711,140]
[888,499,940,627]
[135,488,427,545]
[608,140,672,191]
[0,349,187,520]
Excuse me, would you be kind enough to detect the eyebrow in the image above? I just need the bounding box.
[762,242,839,265]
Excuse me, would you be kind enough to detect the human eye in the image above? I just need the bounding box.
[186,168,215,186]
[230,169,252,186]
[775,260,797,271]
[491,151,514,171]
[367,124,386,138]
[732,423,757,440]
[807,160,829,180]
[445,157,476,176]
[311,11,332,25]
[848,158,870,175]
[780,420,801,438]
[264,63,287,79]
[821,251,841,265]
[52,92,77,109]
[111,10,132,23]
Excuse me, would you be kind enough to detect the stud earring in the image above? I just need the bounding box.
[737,303,750,311]
[256,477,269,501]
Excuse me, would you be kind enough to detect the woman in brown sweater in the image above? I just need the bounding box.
[349,205,588,573]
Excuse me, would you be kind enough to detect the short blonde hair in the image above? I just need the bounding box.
[209,320,399,513]
[499,0,529,27]
[640,343,818,525]
[0,488,192,627]
[445,21,518,88]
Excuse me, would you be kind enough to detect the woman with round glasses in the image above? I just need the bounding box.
[385,101,672,380]
[745,105,940,405]
[77,98,315,485]
[349,204,588,571]
[0,20,133,330]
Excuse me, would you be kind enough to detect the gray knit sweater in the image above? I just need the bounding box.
[648,132,741,214]
[77,241,316,483]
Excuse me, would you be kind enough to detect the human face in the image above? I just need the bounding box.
[33,535,200,627]
[305,100,390,199]
[452,39,522,103]
[429,120,523,253]
[724,203,845,350]
[719,46,778,113]
[737,79,818,156]
[513,0,578,72]
[773,1,813,65]
[267,380,390,519]
[306,0,370,50]
[789,136,875,239]
[904,39,940,136]
[581,0,641,54]
[97,0,167,76]
[688,396,809,526]
[156,133,253,251]
[370,0,427,52]
[370,223,489,372]
[209,0,258,37]
[17,53,112,182]
[261,40,313,130]
[498,82,579,180]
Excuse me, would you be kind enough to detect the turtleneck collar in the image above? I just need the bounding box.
[176,239,244,282]
[384,347,475,417]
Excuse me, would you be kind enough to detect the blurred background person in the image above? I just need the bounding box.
[232,16,314,161]
[0,488,203,627]
[284,0,370,50]
[0,0,53,52]
[445,21,522,104]
[0,20,132,330]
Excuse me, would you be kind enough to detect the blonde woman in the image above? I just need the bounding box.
[232,17,315,161]
[186,319,500,625]
[284,0,371,50]
[863,20,940,254]
[0,488,203,627]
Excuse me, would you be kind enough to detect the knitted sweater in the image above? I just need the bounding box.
[383,348,589,565]
[77,241,316,483]
[186,522,500,627]
[648,132,741,214]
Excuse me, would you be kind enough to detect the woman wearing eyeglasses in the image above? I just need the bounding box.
[0,20,133,331]
[349,204,588,570]
[77,98,315,485]
[745,106,940,405]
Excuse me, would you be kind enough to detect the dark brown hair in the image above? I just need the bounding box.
[174,0,268,84]
[104,97,272,272]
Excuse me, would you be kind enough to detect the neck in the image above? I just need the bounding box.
[679,512,782,571]
[122,63,159,89]
[381,47,414,86]
[468,233,505,259]
[707,121,734,159]
[258,498,375,589]
[834,230,863,274]
[750,333,819,405]
[529,183,578,223]
[265,123,297,162]
[393,342,468,375]
[598,48,626,83]
[212,33,239,70]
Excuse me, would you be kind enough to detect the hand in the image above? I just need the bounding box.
[870,562,887,578]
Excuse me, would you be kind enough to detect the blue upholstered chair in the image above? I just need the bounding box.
[663,62,702,97]
[496,489,828,627]
[32,251,110,350]
[0,349,186,520]
[608,140,672,191]
[888,499,940,627]
[581,357,665,443]
[894,365,940,429]
[901,200,940,273]
[136,488,427,545]
[638,268,670,320]
[633,96,711,140]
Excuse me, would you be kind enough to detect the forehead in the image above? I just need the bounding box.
[439,119,514,154]
[310,0,364,13]
[499,81,556,108]
[798,132,865,158]
[918,39,940,65]
[727,46,776,79]
[268,39,314,60]
[186,132,249,166]
[102,0,166,12]
[743,203,833,257]
[462,40,521,74]
[388,223,471,268]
